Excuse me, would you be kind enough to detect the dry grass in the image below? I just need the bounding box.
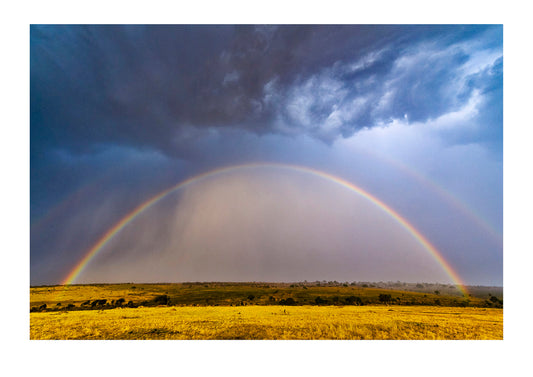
[30,282,492,309]
[30,305,502,340]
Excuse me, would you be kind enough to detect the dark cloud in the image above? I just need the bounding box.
[31,24,501,156]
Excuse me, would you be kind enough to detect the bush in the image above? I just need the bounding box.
[489,295,503,307]
[345,296,363,306]
[91,299,106,307]
[279,298,296,306]
[154,295,170,305]
[378,294,392,304]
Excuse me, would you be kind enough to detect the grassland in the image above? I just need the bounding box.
[30,282,502,310]
[30,282,503,340]
[30,305,502,340]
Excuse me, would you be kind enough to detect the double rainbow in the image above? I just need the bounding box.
[61,163,468,296]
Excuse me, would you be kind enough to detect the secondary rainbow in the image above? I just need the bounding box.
[358,146,502,244]
[62,163,468,295]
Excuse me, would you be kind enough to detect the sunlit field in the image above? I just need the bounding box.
[30,283,502,340]
[30,305,502,340]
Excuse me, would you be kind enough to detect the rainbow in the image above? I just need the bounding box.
[61,163,468,295]
[358,146,502,245]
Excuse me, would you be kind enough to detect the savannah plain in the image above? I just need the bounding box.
[30,282,503,340]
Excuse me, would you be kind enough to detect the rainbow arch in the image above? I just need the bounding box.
[358,146,502,244]
[61,163,468,295]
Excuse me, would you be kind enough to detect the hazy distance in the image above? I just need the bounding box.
[77,167,451,284]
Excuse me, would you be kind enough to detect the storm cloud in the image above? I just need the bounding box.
[30,25,502,155]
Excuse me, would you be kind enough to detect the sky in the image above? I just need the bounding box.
[30,24,503,286]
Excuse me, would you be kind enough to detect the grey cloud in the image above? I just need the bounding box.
[31,25,501,157]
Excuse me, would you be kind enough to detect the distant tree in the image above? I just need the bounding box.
[154,295,170,305]
[489,296,503,306]
[91,299,106,307]
[416,283,424,288]
[248,295,255,301]
[434,290,440,295]
[279,298,296,306]
[116,298,126,306]
[315,296,326,305]
[378,294,392,304]
[345,296,363,306]
[39,304,47,311]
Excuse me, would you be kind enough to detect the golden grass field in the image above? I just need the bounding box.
[30,305,502,340]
